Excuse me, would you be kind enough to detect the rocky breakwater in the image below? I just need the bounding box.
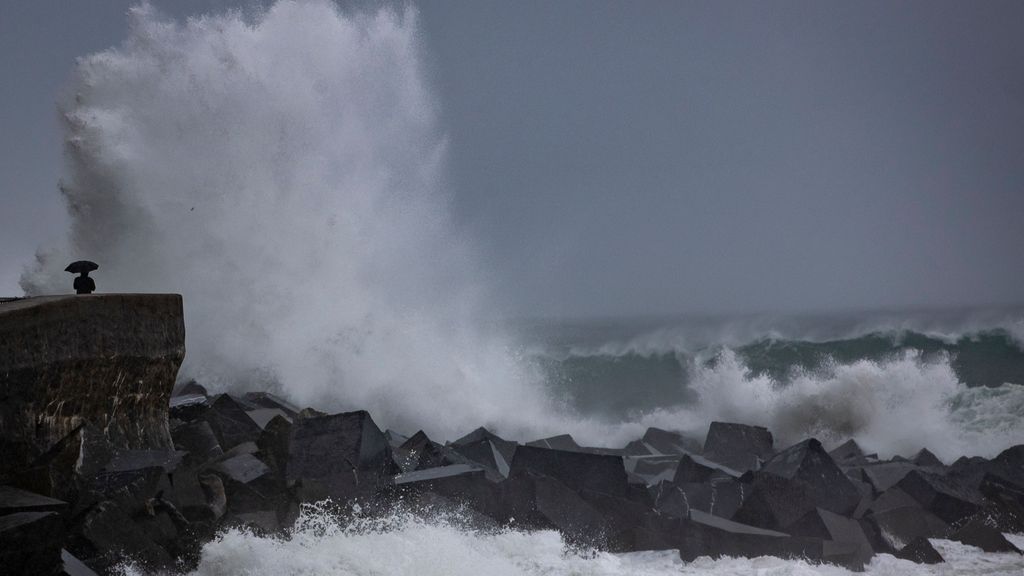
[2,297,1023,574]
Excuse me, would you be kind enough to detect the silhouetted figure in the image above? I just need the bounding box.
[65,260,99,294]
[74,272,96,295]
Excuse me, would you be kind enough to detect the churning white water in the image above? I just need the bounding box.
[20,0,1024,460]
[114,507,1024,576]
[20,0,563,442]
[20,2,1024,574]
[632,350,1024,461]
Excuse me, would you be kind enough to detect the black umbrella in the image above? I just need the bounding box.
[65,260,99,274]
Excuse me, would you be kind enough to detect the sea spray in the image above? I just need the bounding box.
[116,504,1024,576]
[20,1,562,441]
[610,350,1024,461]
[20,0,1024,461]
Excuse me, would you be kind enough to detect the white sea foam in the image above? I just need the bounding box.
[20,1,1024,461]
[21,0,562,442]
[116,507,1024,576]
[621,350,1024,461]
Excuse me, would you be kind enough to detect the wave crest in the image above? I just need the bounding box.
[627,350,1024,461]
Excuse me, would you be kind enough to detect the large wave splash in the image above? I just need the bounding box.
[19,1,1024,460]
[20,1,559,441]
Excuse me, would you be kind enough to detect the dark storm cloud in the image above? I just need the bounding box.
[3,0,1023,316]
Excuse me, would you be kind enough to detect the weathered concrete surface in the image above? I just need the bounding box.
[1,295,185,479]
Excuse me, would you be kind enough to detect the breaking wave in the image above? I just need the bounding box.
[648,350,1024,462]
[117,506,1024,576]
[20,0,1024,463]
[19,0,559,442]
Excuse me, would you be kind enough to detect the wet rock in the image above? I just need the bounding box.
[982,444,1024,487]
[896,470,984,525]
[169,394,209,422]
[849,476,875,519]
[787,507,874,569]
[653,478,745,520]
[401,464,505,522]
[0,511,64,575]
[171,420,223,464]
[218,441,259,459]
[452,427,517,463]
[406,491,500,531]
[105,449,185,473]
[296,407,327,419]
[759,438,861,516]
[230,511,280,534]
[621,439,655,457]
[167,469,225,523]
[951,516,1023,554]
[204,395,262,451]
[863,487,921,515]
[256,415,292,480]
[949,455,988,486]
[649,481,690,518]
[287,410,399,502]
[198,474,227,521]
[394,464,485,486]
[0,485,68,515]
[526,434,581,452]
[673,453,741,484]
[384,430,409,448]
[80,464,173,516]
[448,437,512,480]
[830,439,871,465]
[859,461,920,493]
[702,422,773,472]
[246,408,292,430]
[641,428,701,455]
[976,474,1024,533]
[172,381,208,398]
[912,448,944,469]
[212,453,270,485]
[677,510,823,563]
[630,455,681,484]
[241,392,299,419]
[530,473,613,547]
[13,424,112,502]
[894,536,944,564]
[732,471,817,530]
[510,446,629,498]
[70,499,171,572]
[863,505,949,550]
[61,548,100,576]
[396,431,448,472]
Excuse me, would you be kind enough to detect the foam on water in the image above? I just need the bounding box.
[617,350,1024,461]
[116,507,1024,576]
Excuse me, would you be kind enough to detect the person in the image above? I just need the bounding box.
[73,271,96,295]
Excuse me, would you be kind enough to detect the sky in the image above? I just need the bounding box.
[2,0,1023,318]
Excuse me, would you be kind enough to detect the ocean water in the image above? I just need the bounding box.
[21,2,1024,573]
[523,311,1024,461]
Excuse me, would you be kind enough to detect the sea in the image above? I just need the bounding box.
[116,308,1024,576]
[18,2,1022,574]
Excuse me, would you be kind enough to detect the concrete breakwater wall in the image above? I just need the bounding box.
[0,294,185,481]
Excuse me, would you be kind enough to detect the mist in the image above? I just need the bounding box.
[4,1,1024,317]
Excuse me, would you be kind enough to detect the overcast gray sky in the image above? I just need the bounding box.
[2,1,1023,317]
